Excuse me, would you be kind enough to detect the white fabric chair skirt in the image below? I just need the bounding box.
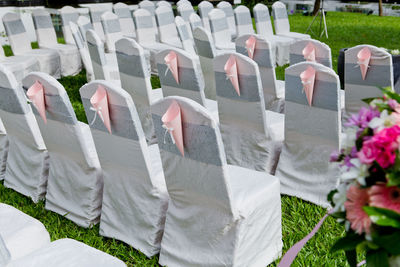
[23,49,61,79]
[0,119,8,180]
[42,44,82,77]
[0,56,39,83]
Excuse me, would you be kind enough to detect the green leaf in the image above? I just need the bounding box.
[387,171,400,187]
[331,232,365,252]
[366,249,389,267]
[372,231,400,255]
[363,206,400,228]
[345,250,357,267]
[362,97,377,104]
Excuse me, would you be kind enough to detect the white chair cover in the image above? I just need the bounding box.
[0,117,7,181]
[7,239,126,267]
[77,15,93,42]
[22,72,103,227]
[198,1,213,32]
[80,80,168,257]
[116,38,163,144]
[138,0,158,40]
[208,9,235,51]
[236,34,285,113]
[152,96,282,267]
[70,22,94,81]
[155,48,218,122]
[275,61,341,207]
[217,1,237,39]
[32,9,82,77]
[0,203,50,261]
[157,0,172,8]
[189,13,203,32]
[176,0,190,7]
[0,66,48,203]
[88,5,107,41]
[113,2,136,39]
[344,45,394,117]
[234,5,254,37]
[155,6,182,48]
[59,6,79,45]
[214,52,284,173]
[177,3,195,22]
[0,233,10,266]
[2,12,61,78]
[290,39,332,68]
[253,3,293,66]
[175,16,196,55]
[101,11,123,53]
[193,27,218,100]
[86,29,120,85]
[271,1,310,40]
[0,47,39,84]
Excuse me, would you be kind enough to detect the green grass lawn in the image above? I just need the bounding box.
[1,11,400,266]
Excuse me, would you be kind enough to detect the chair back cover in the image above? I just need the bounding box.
[60,6,79,45]
[0,66,48,203]
[2,12,32,55]
[194,26,217,100]
[236,34,282,111]
[198,1,213,32]
[32,9,57,47]
[156,48,206,106]
[208,9,232,50]
[176,0,191,7]
[157,0,172,8]
[86,29,108,80]
[272,1,290,35]
[189,13,203,32]
[0,117,7,181]
[116,38,158,142]
[113,2,136,39]
[156,6,181,47]
[88,5,107,40]
[175,16,196,54]
[234,5,254,36]
[0,234,10,266]
[80,80,168,256]
[290,39,332,68]
[77,15,93,42]
[70,22,94,81]
[101,11,123,52]
[139,0,155,15]
[253,3,274,37]
[275,61,341,207]
[345,45,394,115]
[22,72,103,227]
[177,3,195,22]
[217,1,236,38]
[133,9,157,44]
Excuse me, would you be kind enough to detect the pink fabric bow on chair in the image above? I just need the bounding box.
[300,66,316,106]
[224,55,240,96]
[162,101,184,156]
[245,35,256,59]
[302,42,316,62]
[357,47,371,80]
[90,85,112,134]
[164,51,180,84]
[27,81,47,124]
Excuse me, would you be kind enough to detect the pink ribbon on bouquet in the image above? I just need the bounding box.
[27,81,47,124]
[302,42,316,62]
[357,47,371,80]
[162,100,184,156]
[90,85,112,134]
[245,35,256,59]
[164,51,180,84]
[224,55,240,96]
[300,66,316,106]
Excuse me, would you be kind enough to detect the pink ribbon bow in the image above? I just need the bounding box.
[90,85,112,134]
[245,35,256,59]
[302,42,316,62]
[357,47,371,80]
[224,55,240,96]
[27,81,47,124]
[164,51,179,84]
[162,101,184,156]
[300,66,316,106]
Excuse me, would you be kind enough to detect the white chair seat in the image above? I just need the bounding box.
[278,32,310,40]
[275,80,285,99]
[204,98,219,123]
[162,38,183,49]
[151,88,164,104]
[0,56,39,83]
[265,110,285,141]
[215,42,235,51]
[23,49,61,79]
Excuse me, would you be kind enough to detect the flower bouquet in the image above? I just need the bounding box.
[330,88,400,267]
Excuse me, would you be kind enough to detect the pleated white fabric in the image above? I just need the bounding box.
[177,3,195,22]
[275,61,341,207]
[2,12,61,79]
[101,11,123,53]
[198,1,213,32]
[0,66,49,203]
[59,6,79,45]
[290,39,332,68]
[155,6,182,48]
[0,118,8,181]
[236,34,285,113]
[152,96,282,267]
[155,48,219,122]
[217,1,237,39]
[116,38,163,144]
[22,72,103,227]
[175,16,196,55]
[209,9,235,51]
[234,5,254,37]
[80,80,168,257]
[70,21,94,81]
[344,45,394,117]
[0,203,50,262]
[32,9,82,77]
[113,2,136,39]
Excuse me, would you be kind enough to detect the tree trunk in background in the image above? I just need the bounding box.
[312,0,321,16]
[379,0,383,16]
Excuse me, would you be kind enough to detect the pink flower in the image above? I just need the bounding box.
[375,149,396,168]
[344,185,371,235]
[369,185,400,214]
[358,139,379,164]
